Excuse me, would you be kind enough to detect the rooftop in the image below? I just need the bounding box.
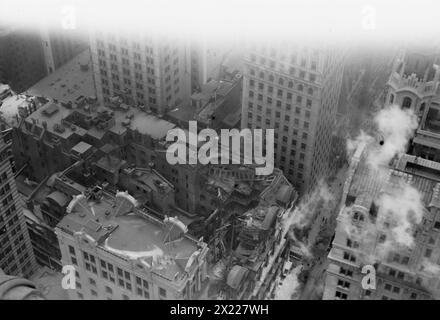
[72,141,92,155]
[123,167,174,194]
[22,97,176,141]
[25,50,95,102]
[57,190,204,283]
[346,146,440,210]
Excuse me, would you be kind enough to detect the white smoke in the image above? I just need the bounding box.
[274,265,302,300]
[346,130,373,156]
[284,181,335,258]
[367,105,418,170]
[341,104,422,262]
[288,181,334,230]
[420,259,440,276]
[377,182,424,248]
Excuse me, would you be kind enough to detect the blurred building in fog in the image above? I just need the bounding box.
[0,26,88,93]
[89,30,192,115]
[0,27,47,93]
[39,27,87,75]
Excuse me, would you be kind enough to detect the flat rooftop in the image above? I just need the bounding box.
[124,167,174,194]
[25,50,95,102]
[57,191,201,282]
[166,104,196,123]
[23,99,176,140]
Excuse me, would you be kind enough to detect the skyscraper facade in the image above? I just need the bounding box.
[0,139,37,278]
[241,43,344,194]
[90,30,191,114]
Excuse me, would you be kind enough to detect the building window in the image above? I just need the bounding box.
[343,252,356,263]
[159,287,167,298]
[425,248,432,258]
[337,279,350,289]
[335,291,347,300]
[402,97,412,109]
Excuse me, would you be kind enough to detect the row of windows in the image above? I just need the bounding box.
[248,90,313,108]
[249,102,312,120]
[249,79,314,96]
[249,54,318,77]
[70,246,168,299]
[384,283,401,294]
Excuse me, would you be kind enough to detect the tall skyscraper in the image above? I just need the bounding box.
[90,29,191,114]
[241,43,344,194]
[0,139,37,278]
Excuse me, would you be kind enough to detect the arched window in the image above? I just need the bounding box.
[269,75,274,82]
[389,94,394,104]
[259,72,265,79]
[297,84,303,91]
[307,88,313,95]
[288,81,293,88]
[402,97,412,109]
[278,78,284,86]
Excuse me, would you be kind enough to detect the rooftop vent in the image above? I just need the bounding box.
[42,104,59,117]
[53,123,65,133]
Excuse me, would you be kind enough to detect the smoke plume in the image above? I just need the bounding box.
[274,265,302,300]
[341,104,422,262]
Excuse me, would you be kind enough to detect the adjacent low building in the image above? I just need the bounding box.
[55,189,208,300]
